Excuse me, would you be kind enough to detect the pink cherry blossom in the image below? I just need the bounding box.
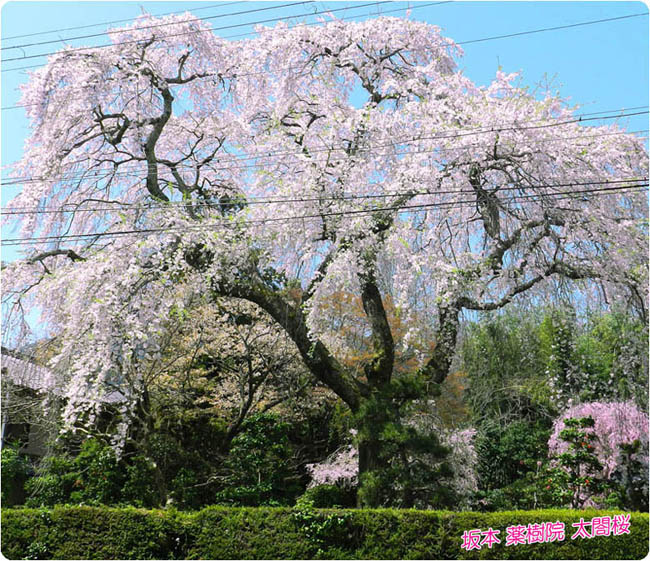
[2,13,647,456]
[548,401,649,480]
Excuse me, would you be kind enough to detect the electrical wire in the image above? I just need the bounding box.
[2,182,646,247]
[6,0,378,53]
[1,112,647,188]
[0,0,387,63]
[1,7,644,72]
[0,1,436,76]
[0,2,447,110]
[0,1,248,42]
[456,12,648,45]
[2,177,647,216]
[1,9,647,248]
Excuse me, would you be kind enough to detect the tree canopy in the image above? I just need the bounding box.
[3,14,648,503]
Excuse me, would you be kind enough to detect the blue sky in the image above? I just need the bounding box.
[1,0,648,263]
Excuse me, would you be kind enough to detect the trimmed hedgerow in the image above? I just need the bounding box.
[0,506,190,560]
[2,506,648,560]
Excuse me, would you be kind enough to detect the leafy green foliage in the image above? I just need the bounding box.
[292,501,353,558]
[539,308,578,402]
[2,506,648,560]
[477,458,581,511]
[475,420,552,492]
[71,439,125,504]
[1,443,32,506]
[462,308,648,422]
[24,454,78,507]
[146,408,229,509]
[120,456,160,508]
[462,307,648,511]
[472,420,558,511]
[608,440,649,512]
[461,311,556,424]
[355,377,455,509]
[574,312,649,407]
[24,439,159,508]
[540,309,648,407]
[214,413,300,506]
[552,416,608,508]
[2,506,186,560]
[475,416,636,512]
[297,485,356,508]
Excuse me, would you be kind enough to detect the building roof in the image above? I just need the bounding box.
[1,352,125,403]
[1,353,65,396]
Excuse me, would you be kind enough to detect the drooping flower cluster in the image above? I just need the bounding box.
[306,427,478,505]
[2,11,647,452]
[548,401,649,480]
[442,428,479,501]
[306,445,359,489]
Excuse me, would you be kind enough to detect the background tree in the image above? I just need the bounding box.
[548,401,649,485]
[458,305,648,510]
[3,14,647,505]
[550,416,606,509]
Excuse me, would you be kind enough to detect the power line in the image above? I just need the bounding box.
[0,1,317,52]
[0,1,247,43]
[0,0,427,75]
[0,58,645,115]
[457,12,648,45]
[219,0,449,40]
[1,7,644,71]
[570,106,649,118]
[1,115,647,191]
[4,124,645,186]
[199,110,650,169]
[4,186,647,248]
[0,3,432,109]
[3,126,646,191]
[2,182,646,246]
[0,0,386,63]
[1,112,647,188]
[2,178,646,216]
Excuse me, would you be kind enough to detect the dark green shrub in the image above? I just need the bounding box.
[608,439,649,512]
[292,503,353,558]
[355,377,455,509]
[169,467,202,510]
[25,454,78,507]
[2,506,648,560]
[69,439,124,505]
[214,413,301,506]
[461,312,555,424]
[476,420,551,493]
[298,484,356,508]
[552,416,608,508]
[120,456,160,508]
[24,439,161,508]
[2,506,186,560]
[145,408,229,509]
[1,443,32,506]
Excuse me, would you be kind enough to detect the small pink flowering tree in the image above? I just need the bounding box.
[548,401,649,507]
[2,13,648,505]
[306,445,359,490]
[306,427,478,508]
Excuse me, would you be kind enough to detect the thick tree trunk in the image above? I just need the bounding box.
[356,409,390,508]
[210,260,462,509]
[358,436,383,476]
[419,304,460,384]
[131,386,168,507]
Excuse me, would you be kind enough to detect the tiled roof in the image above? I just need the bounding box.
[1,353,125,403]
[1,354,65,396]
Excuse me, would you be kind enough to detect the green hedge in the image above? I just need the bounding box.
[2,506,648,560]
